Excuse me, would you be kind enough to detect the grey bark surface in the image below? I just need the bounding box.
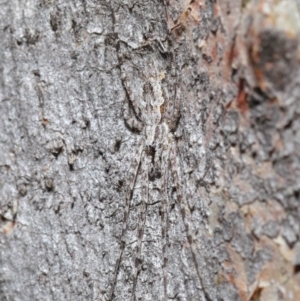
[1,1,300,301]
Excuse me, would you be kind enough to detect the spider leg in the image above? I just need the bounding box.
[131,147,150,301]
[110,138,145,301]
[153,123,171,301]
[123,100,144,132]
[169,141,211,301]
[121,69,145,123]
[160,142,170,301]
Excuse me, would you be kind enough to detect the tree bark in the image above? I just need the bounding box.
[1,1,300,301]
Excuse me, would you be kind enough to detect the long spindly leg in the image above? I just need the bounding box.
[169,141,211,301]
[110,138,145,301]
[131,148,150,301]
[123,100,144,132]
[121,68,145,122]
[116,38,145,120]
[160,143,170,301]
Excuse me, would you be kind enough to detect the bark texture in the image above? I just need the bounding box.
[1,1,300,301]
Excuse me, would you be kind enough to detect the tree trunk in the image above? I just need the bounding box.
[1,1,300,300]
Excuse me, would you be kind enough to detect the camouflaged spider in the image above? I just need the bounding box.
[109,60,209,301]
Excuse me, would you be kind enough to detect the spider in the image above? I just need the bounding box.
[109,53,209,301]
